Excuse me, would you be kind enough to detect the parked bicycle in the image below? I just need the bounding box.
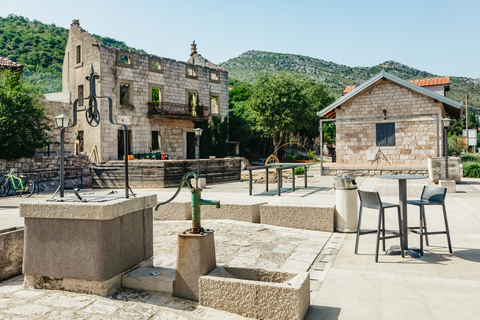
[0,169,35,197]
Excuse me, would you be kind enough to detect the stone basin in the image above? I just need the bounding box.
[199,266,310,320]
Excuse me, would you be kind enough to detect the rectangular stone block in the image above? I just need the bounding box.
[260,204,334,232]
[202,202,267,223]
[0,227,24,281]
[199,266,310,320]
[20,194,156,295]
[154,201,191,220]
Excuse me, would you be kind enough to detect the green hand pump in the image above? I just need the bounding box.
[155,172,220,234]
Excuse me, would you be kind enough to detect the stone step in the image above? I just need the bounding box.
[122,266,175,294]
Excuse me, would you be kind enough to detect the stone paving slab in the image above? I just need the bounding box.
[0,220,335,320]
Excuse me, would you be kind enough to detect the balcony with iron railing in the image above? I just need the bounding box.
[147,102,209,120]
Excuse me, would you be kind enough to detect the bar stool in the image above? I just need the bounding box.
[407,186,452,255]
[355,190,404,262]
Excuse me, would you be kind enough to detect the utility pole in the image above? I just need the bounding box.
[466,94,469,153]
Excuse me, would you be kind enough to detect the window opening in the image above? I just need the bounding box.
[76,45,81,64]
[119,55,130,64]
[211,95,219,114]
[78,85,84,106]
[376,123,395,146]
[120,84,130,105]
[152,87,161,103]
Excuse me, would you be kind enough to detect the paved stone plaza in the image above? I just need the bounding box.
[1,175,480,319]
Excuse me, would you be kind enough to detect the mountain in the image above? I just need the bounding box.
[220,50,480,108]
[0,15,145,93]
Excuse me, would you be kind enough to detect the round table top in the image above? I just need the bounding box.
[379,175,427,180]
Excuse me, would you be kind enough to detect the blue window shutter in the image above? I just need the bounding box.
[376,123,395,146]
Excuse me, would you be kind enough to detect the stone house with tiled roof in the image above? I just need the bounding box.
[318,72,462,165]
[47,20,228,161]
[0,56,23,72]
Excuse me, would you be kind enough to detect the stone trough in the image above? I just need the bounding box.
[199,266,310,320]
[0,227,24,281]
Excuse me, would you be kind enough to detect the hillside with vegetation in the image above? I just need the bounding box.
[0,15,145,93]
[220,51,480,108]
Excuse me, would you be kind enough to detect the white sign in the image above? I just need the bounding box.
[462,129,478,146]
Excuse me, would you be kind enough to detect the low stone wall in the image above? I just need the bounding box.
[0,227,24,281]
[154,201,191,220]
[312,164,429,177]
[0,155,92,192]
[202,202,266,223]
[92,158,241,189]
[260,204,335,232]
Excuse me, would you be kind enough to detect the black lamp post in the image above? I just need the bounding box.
[194,128,203,177]
[54,114,71,197]
[442,117,451,181]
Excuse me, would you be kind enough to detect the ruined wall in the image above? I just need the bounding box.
[62,21,228,161]
[0,155,92,191]
[336,80,445,165]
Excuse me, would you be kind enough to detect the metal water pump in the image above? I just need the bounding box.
[155,172,220,234]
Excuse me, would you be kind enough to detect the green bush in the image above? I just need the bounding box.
[461,154,480,163]
[294,167,305,175]
[447,135,463,156]
[463,162,480,178]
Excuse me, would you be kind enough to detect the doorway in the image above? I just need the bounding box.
[117,130,132,160]
[186,132,195,159]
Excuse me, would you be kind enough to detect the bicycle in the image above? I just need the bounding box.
[0,169,35,197]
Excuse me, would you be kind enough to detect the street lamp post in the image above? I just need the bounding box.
[54,114,71,197]
[442,118,451,181]
[194,128,203,177]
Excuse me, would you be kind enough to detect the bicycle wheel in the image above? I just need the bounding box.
[0,178,10,197]
[24,180,35,197]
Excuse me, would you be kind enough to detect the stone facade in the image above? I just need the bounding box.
[59,20,228,161]
[336,80,445,165]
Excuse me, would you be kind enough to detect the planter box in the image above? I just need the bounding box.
[428,157,462,183]
[19,194,156,296]
[199,266,310,320]
[0,227,24,281]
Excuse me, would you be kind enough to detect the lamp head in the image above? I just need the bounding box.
[54,114,70,129]
[194,128,203,137]
[442,117,451,128]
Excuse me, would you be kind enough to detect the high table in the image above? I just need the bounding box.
[378,175,427,258]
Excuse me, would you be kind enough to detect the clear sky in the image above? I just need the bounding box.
[4,0,480,78]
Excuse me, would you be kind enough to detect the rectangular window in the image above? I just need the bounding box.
[188,92,197,108]
[152,87,161,103]
[152,131,161,151]
[78,85,84,106]
[209,70,220,83]
[376,123,395,146]
[186,66,198,79]
[120,84,130,105]
[211,95,219,114]
[76,45,81,64]
[149,57,164,73]
[119,55,130,64]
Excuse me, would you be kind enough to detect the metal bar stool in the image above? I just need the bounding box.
[355,190,404,262]
[407,186,452,255]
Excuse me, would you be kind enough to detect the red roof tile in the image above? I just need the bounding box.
[342,76,450,95]
[409,76,450,87]
[342,85,356,95]
[0,56,22,67]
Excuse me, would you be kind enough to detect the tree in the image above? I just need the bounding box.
[247,72,334,153]
[0,69,53,160]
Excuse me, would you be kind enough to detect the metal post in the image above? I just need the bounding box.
[60,128,65,197]
[277,169,282,196]
[292,168,295,192]
[265,167,269,192]
[249,169,252,196]
[196,135,200,177]
[444,126,449,180]
[320,122,324,176]
[436,114,440,157]
[304,165,308,189]
[124,127,129,198]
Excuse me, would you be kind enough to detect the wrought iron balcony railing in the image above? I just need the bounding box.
[147,102,208,119]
